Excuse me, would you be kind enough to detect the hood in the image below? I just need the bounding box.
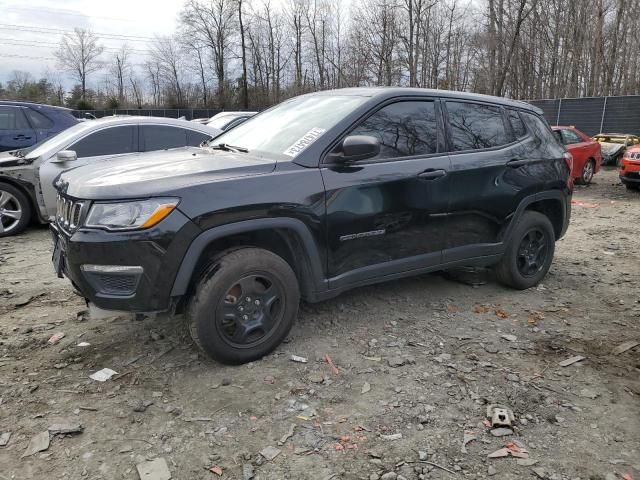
[57,147,276,199]
[599,143,625,157]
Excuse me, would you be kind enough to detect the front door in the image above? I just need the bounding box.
[321,99,451,289]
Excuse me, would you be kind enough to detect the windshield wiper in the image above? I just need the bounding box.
[209,143,249,153]
[11,149,25,158]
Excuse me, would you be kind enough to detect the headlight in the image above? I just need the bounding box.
[85,198,179,231]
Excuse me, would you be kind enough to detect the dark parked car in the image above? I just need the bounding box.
[51,88,572,364]
[0,101,77,152]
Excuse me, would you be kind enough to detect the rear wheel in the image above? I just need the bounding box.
[186,247,300,364]
[0,183,31,237]
[495,211,555,290]
[578,159,595,185]
[624,182,639,190]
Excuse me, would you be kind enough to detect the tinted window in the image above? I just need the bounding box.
[350,101,438,159]
[508,109,527,138]
[521,112,559,151]
[142,125,187,151]
[0,106,30,130]
[561,129,581,145]
[25,109,53,129]
[447,102,509,151]
[70,126,135,157]
[187,130,212,146]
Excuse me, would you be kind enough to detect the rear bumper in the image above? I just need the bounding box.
[51,210,201,313]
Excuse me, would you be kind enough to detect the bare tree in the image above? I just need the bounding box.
[110,45,131,104]
[55,28,105,100]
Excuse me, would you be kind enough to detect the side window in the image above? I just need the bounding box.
[187,130,213,146]
[447,101,509,151]
[520,112,559,148]
[25,109,54,129]
[0,106,30,130]
[142,125,187,151]
[70,126,135,158]
[507,109,527,138]
[561,129,581,145]
[349,100,438,159]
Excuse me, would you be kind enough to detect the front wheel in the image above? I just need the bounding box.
[625,182,639,191]
[495,211,555,290]
[186,247,300,364]
[0,183,31,237]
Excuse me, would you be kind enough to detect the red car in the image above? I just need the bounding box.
[619,146,640,190]
[552,126,602,184]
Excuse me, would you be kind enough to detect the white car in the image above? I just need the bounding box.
[0,116,221,236]
[206,111,257,131]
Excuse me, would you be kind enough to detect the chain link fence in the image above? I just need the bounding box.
[530,95,640,136]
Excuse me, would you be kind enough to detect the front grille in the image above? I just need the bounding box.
[56,195,86,233]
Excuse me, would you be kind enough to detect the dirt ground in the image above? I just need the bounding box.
[1,167,639,480]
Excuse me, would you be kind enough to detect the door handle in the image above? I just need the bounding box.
[417,169,447,179]
[13,135,31,140]
[506,159,530,167]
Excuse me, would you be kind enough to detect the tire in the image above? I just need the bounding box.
[494,211,555,290]
[0,182,31,238]
[577,159,595,185]
[186,247,300,364]
[625,182,639,190]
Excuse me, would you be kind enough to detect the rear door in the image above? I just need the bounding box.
[24,108,55,142]
[443,101,540,262]
[0,106,36,151]
[39,125,137,217]
[321,98,451,288]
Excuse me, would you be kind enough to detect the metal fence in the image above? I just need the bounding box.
[71,108,223,121]
[529,95,640,136]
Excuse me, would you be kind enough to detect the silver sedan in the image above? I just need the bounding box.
[0,116,221,236]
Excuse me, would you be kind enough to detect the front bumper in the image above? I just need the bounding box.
[51,209,201,312]
[620,162,640,184]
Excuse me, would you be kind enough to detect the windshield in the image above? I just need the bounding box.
[23,122,95,158]
[208,95,370,157]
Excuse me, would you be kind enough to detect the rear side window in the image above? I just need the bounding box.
[350,100,438,159]
[142,125,187,151]
[520,112,558,145]
[187,130,212,146]
[0,106,30,130]
[70,126,136,158]
[507,109,527,138]
[447,101,509,151]
[25,109,54,129]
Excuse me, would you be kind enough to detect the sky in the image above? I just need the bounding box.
[0,0,187,86]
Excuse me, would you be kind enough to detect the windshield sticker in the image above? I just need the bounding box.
[283,127,327,157]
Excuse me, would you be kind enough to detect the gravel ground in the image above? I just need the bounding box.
[0,167,639,480]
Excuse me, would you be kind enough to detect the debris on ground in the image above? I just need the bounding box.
[136,457,171,480]
[325,353,339,374]
[278,424,295,446]
[559,355,586,367]
[48,423,84,435]
[487,404,514,427]
[260,446,281,461]
[209,465,223,476]
[501,334,517,342]
[488,442,529,460]
[612,340,639,355]
[490,427,514,437]
[0,431,11,446]
[242,463,255,480]
[89,368,118,382]
[47,332,65,345]
[361,382,371,394]
[290,354,307,363]
[21,431,50,458]
[77,341,91,347]
[380,433,402,441]
[461,430,478,453]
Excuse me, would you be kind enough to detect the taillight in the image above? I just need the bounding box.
[563,152,574,188]
[563,152,573,171]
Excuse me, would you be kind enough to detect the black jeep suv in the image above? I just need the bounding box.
[51,88,571,364]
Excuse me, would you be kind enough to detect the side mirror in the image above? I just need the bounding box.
[339,135,380,162]
[52,150,78,163]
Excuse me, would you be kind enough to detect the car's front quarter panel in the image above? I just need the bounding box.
[60,208,201,311]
